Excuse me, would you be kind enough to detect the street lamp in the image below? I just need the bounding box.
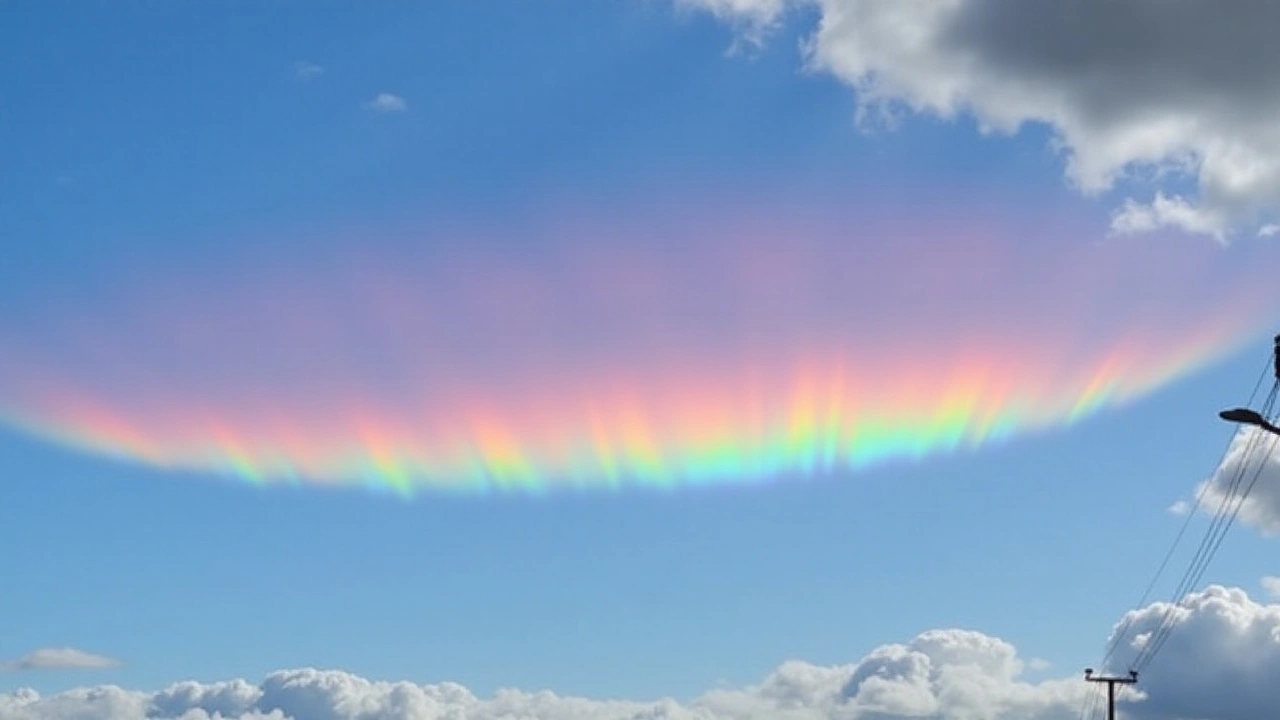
[1219,407,1280,436]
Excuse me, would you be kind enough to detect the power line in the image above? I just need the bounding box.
[1097,352,1275,669]
[1134,397,1280,672]
[1079,336,1280,717]
[1077,681,1103,720]
[1132,382,1278,673]
[1128,338,1280,673]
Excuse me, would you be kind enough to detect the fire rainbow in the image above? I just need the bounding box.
[0,329,1258,496]
[1,202,1276,495]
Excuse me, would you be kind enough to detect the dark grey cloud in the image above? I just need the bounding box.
[692,0,1280,240]
[946,1,1280,107]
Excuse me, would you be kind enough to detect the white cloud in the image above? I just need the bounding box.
[676,0,791,47]
[1110,193,1229,243]
[1261,576,1280,600]
[365,93,407,113]
[1195,426,1280,536]
[681,0,788,27]
[685,0,1280,240]
[0,630,1089,720]
[0,648,120,672]
[1026,657,1052,672]
[294,61,324,80]
[1104,585,1280,720]
[1259,224,1280,238]
[11,593,1280,720]
[1166,500,1191,517]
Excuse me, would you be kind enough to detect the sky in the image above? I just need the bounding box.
[5,2,1280,719]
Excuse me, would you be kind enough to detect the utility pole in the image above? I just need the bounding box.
[1084,669,1138,720]
[1273,333,1279,381]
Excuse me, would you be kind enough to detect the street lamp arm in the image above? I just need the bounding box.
[1219,407,1280,436]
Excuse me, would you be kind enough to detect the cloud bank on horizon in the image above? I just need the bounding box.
[1,200,1276,494]
[688,0,1280,241]
[4,586,1279,720]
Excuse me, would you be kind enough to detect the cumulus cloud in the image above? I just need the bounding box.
[0,629,1089,720]
[1105,585,1280,720]
[1195,426,1280,536]
[5,592,1278,720]
[365,93,407,113]
[13,589,1280,719]
[686,0,1280,240]
[7,593,1280,719]
[0,648,120,673]
[12,588,1280,719]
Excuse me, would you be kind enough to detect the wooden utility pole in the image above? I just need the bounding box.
[1084,669,1138,720]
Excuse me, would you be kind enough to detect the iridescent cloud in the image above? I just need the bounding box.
[2,198,1275,494]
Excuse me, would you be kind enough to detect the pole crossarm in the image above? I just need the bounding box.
[1083,669,1138,720]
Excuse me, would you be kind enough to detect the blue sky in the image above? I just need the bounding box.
[7,352,1276,702]
[4,3,1280,718]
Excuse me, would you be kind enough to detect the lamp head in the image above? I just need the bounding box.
[1220,408,1268,427]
